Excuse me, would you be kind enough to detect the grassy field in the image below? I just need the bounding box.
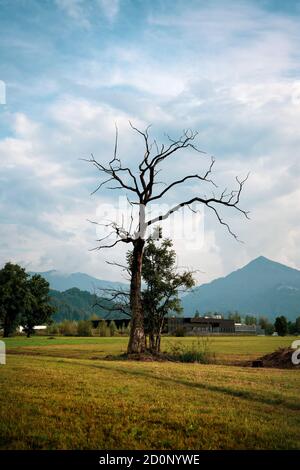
[0,335,299,450]
[3,334,296,362]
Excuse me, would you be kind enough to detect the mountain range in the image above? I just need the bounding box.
[33,256,300,321]
[182,256,300,320]
[30,270,128,294]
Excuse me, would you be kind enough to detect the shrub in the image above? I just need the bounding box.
[168,337,214,364]
[98,319,108,337]
[77,320,92,337]
[46,323,60,335]
[59,320,77,336]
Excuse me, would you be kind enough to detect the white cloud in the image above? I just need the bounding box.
[2,0,300,282]
[55,0,91,28]
[97,0,119,21]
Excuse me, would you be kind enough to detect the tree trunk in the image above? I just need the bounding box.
[155,331,161,353]
[149,331,155,353]
[3,317,11,337]
[127,238,146,354]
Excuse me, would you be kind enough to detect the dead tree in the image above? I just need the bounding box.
[86,124,249,354]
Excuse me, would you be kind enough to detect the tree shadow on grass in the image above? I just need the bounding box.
[13,353,299,412]
[66,358,300,412]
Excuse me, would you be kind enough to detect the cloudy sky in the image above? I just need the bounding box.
[1,0,300,284]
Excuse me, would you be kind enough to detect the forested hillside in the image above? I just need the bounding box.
[49,288,127,322]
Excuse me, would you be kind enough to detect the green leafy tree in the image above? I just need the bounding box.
[77,320,92,337]
[288,320,297,335]
[128,237,195,353]
[21,275,55,337]
[274,316,288,336]
[0,263,29,337]
[59,320,77,336]
[194,310,200,318]
[258,316,274,335]
[287,317,300,335]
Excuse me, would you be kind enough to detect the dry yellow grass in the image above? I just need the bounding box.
[0,336,299,450]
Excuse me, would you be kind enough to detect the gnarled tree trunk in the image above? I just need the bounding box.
[127,238,145,354]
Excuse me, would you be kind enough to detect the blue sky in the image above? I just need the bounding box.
[1,0,300,283]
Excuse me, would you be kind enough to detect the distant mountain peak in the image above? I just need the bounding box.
[182,256,300,320]
[242,256,299,273]
[253,255,270,262]
[246,255,274,266]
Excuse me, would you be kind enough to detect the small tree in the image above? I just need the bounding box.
[109,320,117,337]
[258,317,274,335]
[99,319,107,337]
[258,316,274,335]
[77,320,92,337]
[47,323,60,335]
[59,320,77,336]
[274,316,288,336]
[129,237,195,353]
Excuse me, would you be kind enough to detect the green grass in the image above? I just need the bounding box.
[3,335,295,362]
[0,335,299,450]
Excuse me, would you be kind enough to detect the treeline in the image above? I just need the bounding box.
[46,319,130,337]
[199,311,300,336]
[226,311,300,335]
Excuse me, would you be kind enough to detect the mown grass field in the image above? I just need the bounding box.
[0,335,299,450]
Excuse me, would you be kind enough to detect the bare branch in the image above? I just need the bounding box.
[82,152,140,195]
[86,124,249,251]
[148,129,205,168]
[93,285,131,318]
[149,157,216,202]
[146,173,249,239]
[90,238,130,251]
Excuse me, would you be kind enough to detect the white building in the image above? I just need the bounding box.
[18,325,47,332]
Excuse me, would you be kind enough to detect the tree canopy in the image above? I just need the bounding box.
[274,316,288,337]
[0,263,55,337]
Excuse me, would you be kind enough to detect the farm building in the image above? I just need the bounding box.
[234,323,265,335]
[168,316,235,334]
[168,317,265,335]
[18,325,47,333]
